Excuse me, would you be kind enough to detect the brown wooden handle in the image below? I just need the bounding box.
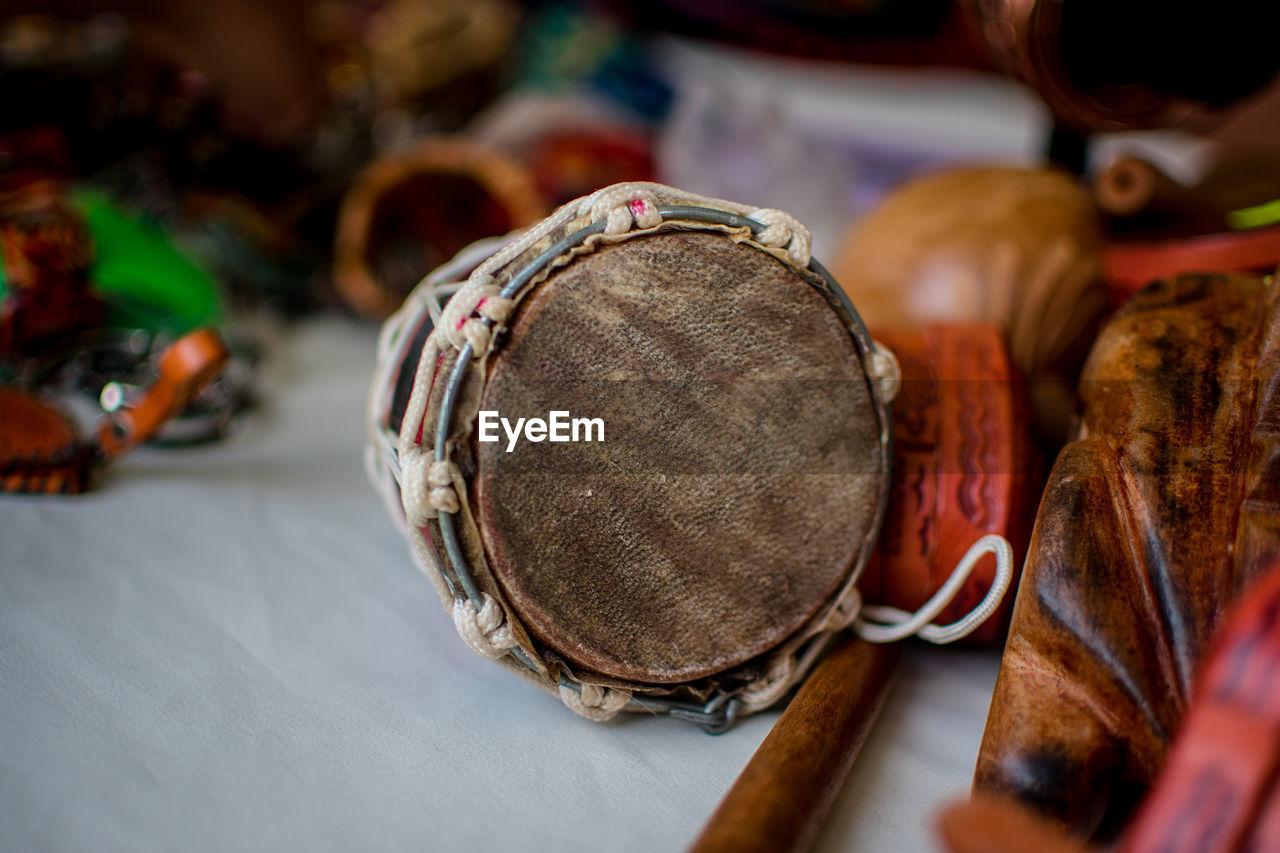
[690,635,900,853]
[96,327,230,457]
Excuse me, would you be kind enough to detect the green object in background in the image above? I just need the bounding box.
[1229,197,1280,231]
[71,187,224,333]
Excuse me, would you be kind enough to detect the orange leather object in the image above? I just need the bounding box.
[0,386,92,494]
[859,325,1039,645]
[96,327,230,457]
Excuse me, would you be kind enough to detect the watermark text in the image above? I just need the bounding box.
[478,410,604,452]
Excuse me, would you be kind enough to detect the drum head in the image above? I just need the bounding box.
[473,231,884,683]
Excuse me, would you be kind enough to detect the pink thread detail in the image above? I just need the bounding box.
[630,199,649,216]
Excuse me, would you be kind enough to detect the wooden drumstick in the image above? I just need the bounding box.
[690,635,900,853]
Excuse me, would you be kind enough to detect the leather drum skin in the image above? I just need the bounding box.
[367,182,894,725]
[974,272,1280,836]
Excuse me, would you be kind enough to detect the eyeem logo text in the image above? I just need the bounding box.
[478,410,605,452]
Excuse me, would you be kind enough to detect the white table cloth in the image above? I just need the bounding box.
[1,317,1001,852]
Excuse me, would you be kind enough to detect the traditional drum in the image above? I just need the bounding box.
[366,183,895,727]
[367,182,1016,727]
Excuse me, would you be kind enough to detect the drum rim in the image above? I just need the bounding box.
[379,192,896,731]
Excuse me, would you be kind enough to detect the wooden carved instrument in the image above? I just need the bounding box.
[975,271,1280,835]
[860,325,1039,645]
[940,559,1280,852]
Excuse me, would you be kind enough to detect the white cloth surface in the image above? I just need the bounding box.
[1,317,1001,852]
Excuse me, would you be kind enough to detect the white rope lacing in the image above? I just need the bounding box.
[853,533,1015,644]
[453,593,518,659]
[432,182,813,358]
[748,207,810,268]
[438,282,515,353]
[738,653,796,709]
[365,237,505,529]
[559,681,632,722]
[868,341,901,405]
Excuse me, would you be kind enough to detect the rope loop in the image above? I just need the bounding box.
[425,459,460,514]
[749,208,811,267]
[739,654,796,709]
[440,281,508,352]
[398,446,435,526]
[590,186,662,235]
[868,341,901,405]
[560,681,632,722]
[854,533,1015,644]
[453,593,518,659]
[400,448,460,523]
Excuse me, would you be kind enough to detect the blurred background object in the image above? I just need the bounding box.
[831,166,1107,445]
[1,0,1273,332]
[0,325,228,493]
[333,138,545,318]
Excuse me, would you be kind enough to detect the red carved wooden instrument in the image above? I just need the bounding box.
[860,324,1039,645]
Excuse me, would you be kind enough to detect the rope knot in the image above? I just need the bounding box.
[589,186,662,235]
[398,446,434,526]
[868,341,901,404]
[425,459,460,514]
[453,594,518,659]
[559,681,632,722]
[399,448,460,524]
[749,208,811,268]
[439,281,509,353]
[740,654,796,709]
